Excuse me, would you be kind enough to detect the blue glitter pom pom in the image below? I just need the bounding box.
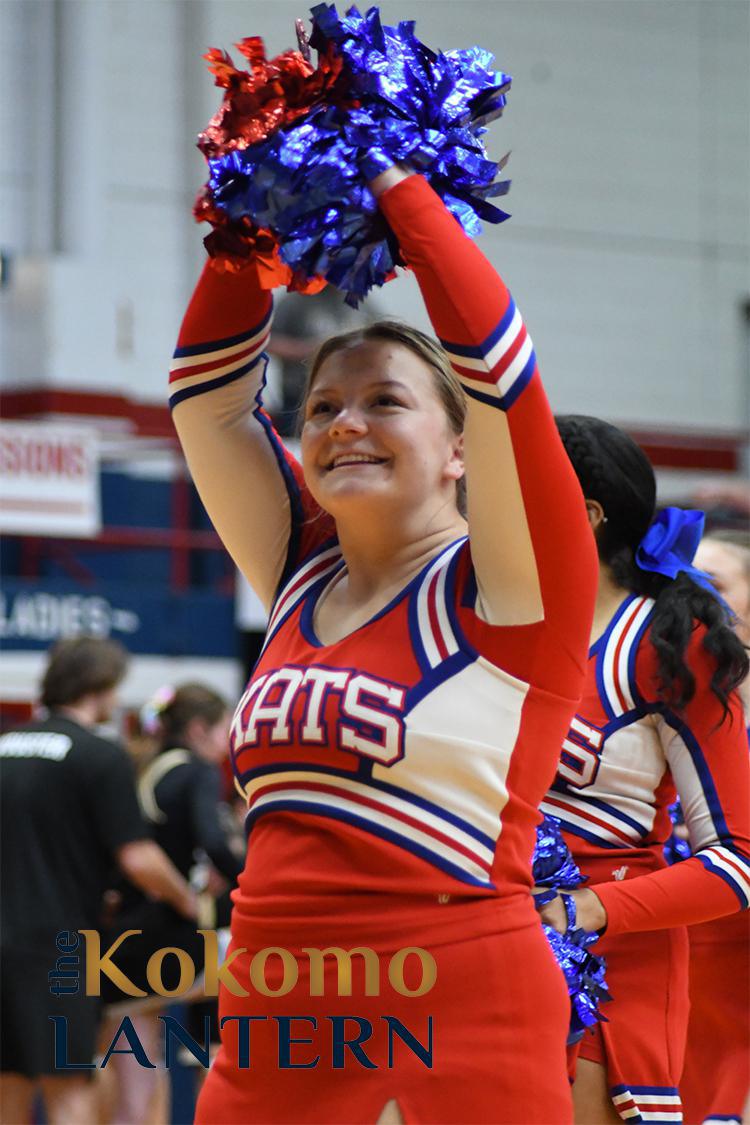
[533,816,611,1044]
[533,813,587,907]
[543,923,611,1046]
[204,4,512,304]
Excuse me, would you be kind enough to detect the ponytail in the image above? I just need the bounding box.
[556,415,748,716]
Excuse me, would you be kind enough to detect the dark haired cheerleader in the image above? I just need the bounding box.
[538,416,750,1124]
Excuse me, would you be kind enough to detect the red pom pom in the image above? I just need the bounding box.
[197,38,346,159]
[194,186,325,295]
[194,29,353,288]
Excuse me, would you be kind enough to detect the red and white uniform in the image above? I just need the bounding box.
[171,176,598,1123]
[541,594,750,1125]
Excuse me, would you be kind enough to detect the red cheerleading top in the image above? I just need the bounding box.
[541,593,750,936]
[170,175,598,939]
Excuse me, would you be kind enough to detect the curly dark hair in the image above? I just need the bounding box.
[556,415,748,716]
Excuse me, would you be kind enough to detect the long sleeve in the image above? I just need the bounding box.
[594,632,750,936]
[378,176,598,693]
[170,265,331,609]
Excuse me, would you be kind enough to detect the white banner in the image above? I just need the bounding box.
[0,421,100,537]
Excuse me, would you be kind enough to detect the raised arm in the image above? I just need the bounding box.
[170,265,320,608]
[373,170,597,671]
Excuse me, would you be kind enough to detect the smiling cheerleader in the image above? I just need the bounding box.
[170,9,598,1121]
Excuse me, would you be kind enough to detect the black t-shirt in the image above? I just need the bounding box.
[113,749,242,931]
[137,748,242,884]
[0,714,146,949]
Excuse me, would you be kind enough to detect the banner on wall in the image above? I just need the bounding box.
[0,581,239,709]
[0,580,235,657]
[0,421,100,537]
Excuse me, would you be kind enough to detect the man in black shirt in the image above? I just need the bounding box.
[0,637,197,1125]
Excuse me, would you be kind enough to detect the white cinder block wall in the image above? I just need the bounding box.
[1,0,748,432]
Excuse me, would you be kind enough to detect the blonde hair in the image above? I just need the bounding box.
[306,320,465,435]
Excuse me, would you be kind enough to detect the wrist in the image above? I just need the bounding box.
[368,164,416,199]
[581,888,608,933]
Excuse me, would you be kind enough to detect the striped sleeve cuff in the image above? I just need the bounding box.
[610,1085,682,1124]
[696,845,750,908]
[439,297,536,410]
[169,306,272,410]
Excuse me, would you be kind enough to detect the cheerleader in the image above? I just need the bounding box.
[538,418,750,1125]
[170,162,598,1123]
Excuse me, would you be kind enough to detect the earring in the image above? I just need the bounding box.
[602,516,609,523]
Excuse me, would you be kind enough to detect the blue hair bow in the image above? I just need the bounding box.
[635,507,717,595]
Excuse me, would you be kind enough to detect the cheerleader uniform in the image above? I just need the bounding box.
[170,175,598,1123]
[540,595,750,1124]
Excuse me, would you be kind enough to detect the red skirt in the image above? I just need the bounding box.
[567,851,689,1123]
[195,895,573,1124]
[680,911,750,1124]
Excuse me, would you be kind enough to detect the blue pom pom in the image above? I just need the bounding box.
[542,924,611,1046]
[204,4,512,304]
[532,814,587,906]
[533,816,610,1042]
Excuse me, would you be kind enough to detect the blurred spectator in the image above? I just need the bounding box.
[121,695,165,777]
[0,638,196,1125]
[99,683,242,1124]
[692,482,750,533]
[695,529,750,661]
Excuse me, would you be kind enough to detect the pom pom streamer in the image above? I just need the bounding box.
[533,815,611,1045]
[533,812,586,906]
[663,799,692,865]
[542,923,611,1046]
[195,4,512,303]
[197,36,343,160]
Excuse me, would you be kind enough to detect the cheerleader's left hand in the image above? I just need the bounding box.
[538,887,608,935]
